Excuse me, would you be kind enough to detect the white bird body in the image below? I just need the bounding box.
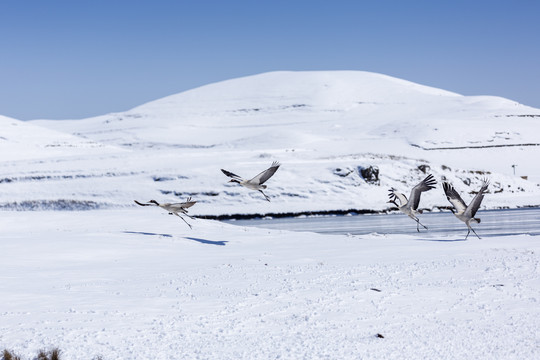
[221,161,280,201]
[442,180,489,239]
[134,197,196,228]
[388,174,437,232]
[238,181,268,191]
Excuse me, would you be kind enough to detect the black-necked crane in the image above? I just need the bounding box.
[221,161,280,201]
[388,174,437,232]
[442,179,489,239]
[134,197,197,229]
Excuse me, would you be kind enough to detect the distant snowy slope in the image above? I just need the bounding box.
[3,70,539,214]
[0,115,118,162]
[33,71,540,152]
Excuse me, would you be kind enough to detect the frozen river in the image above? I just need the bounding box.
[224,207,540,238]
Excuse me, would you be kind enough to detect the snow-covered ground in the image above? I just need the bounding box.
[1,71,540,358]
[1,210,539,359]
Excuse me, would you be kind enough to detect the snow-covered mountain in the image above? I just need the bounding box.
[2,71,540,214]
[0,114,117,162]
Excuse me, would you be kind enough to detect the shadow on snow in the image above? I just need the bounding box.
[413,237,468,242]
[123,232,228,245]
[123,231,173,238]
[184,237,228,246]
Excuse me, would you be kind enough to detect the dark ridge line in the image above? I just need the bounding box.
[496,114,540,118]
[199,208,393,220]
[0,203,538,215]
[411,143,540,151]
[198,205,540,221]
[0,172,140,184]
[0,199,107,211]
[120,142,216,149]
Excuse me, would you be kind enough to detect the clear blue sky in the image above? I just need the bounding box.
[1,0,539,120]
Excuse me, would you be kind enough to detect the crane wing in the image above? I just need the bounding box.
[249,161,280,185]
[465,179,489,218]
[388,188,408,207]
[221,169,243,180]
[180,197,197,209]
[408,174,437,210]
[442,182,467,214]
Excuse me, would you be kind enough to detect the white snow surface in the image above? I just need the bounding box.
[1,71,540,358]
[1,210,539,359]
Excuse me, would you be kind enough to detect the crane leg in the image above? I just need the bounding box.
[465,228,470,240]
[174,213,192,229]
[415,218,428,232]
[470,227,481,239]
[181,211,196,220]
[259,190,270,202]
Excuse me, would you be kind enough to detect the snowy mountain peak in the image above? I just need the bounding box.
[131,70,462,116]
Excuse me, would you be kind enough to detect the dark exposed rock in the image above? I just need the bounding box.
[333,167,354,177]
[358,166,379,185]
[417,164,430,174]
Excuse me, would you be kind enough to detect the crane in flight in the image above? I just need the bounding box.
[442,179,489,239]
[388,174,437,232]
[221,161,281,201]
[134,197,197,229]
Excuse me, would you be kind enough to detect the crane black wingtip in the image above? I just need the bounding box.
[424,174,437,188]
[221,169,240,178]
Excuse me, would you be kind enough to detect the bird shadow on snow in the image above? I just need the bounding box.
[412,236,467,242]
[184,237,228,246]
[123,231,173,238]
[123,232,227,245]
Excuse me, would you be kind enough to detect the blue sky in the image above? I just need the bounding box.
[1,0,539,120]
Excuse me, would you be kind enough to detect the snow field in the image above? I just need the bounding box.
[1,209,539,359]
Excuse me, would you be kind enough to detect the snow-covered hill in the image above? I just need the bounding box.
[2,71,539,215]
[0,115,118,162]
